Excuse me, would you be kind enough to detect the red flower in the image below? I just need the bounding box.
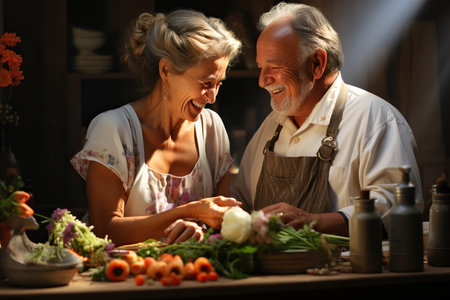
[0,33,21,47]
[0,32,24,88]
[0,68,12,87]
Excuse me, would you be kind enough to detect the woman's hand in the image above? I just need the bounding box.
[187,196,241,229]
[163,219,204,244]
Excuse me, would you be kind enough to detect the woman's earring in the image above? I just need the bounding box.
[162,81,168,101]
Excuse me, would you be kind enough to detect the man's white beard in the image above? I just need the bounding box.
[271,76,313,116]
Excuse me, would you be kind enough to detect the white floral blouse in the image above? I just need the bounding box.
[71,104,233,217]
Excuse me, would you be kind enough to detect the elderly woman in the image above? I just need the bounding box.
[71,9,242,246]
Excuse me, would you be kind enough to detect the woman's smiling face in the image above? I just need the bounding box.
[165,56,229,122]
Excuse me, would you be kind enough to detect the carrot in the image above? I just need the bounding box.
[105,258,130,282]
[69,249,88,262]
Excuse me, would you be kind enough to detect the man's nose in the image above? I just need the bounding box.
[258,68,274,88]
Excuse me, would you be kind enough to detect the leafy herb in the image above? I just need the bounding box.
[91,265,108,281]
[134,222,348,279]
[135,229,258,279]
[35,209,114,268]
[26,241,66,264]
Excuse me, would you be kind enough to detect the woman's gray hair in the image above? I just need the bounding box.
[122,9,242,92]
[258,2,343,73]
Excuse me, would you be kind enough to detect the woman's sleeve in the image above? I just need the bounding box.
[203,110,233,186]
[70,110,136,192]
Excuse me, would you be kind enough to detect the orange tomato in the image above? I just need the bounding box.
[161,273,182,286]
[134,274,146,286]
[105,259,130,282]
[194,257,213,274]
[130,257,145,275]
[196,271,208,283]
[207,271,219,281]
[159,253,173,264]
[122,250,138,265]
[167,255,185,278]
[143,256,156,272]
[184,262,196,279]
[146,260,168,280]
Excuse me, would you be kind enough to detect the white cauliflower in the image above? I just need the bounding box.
[220,206,252,243]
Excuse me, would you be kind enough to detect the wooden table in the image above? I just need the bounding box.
[1,264,449,300]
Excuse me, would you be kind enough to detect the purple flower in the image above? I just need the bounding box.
[207,233,223,243]
[105,243,115,256]
[46,221,54,232]
[62,222,74,244]
[51,208,67,221]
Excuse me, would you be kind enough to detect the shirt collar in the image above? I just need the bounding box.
[307,72,343,126]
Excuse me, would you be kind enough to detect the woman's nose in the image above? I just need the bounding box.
[204,88,217,104]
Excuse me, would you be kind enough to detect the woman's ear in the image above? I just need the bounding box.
[159,58,171,82]
[310,48,327,79]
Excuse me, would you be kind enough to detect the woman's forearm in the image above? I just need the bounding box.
[92,205,193,246]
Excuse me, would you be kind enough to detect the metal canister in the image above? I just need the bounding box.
[426,176,450,266]
[388,166,423,272]
[350,189,383,273]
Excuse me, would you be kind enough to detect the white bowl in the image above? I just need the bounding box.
[72,26,105,38]
[0,216,82,287]
[73,36,106,55]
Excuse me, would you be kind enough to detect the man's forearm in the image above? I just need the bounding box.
[314,212,349,236]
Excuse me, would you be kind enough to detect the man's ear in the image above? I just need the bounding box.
[310,48,327,79]
[159,58,171,81]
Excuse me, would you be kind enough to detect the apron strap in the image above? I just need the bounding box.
[317,83,348,162]
[263,123,283,155]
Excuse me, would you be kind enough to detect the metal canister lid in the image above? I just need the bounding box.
[394,165,415,205]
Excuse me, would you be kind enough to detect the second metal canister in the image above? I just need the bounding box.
[350,190,383,273]
[388,166,424,272]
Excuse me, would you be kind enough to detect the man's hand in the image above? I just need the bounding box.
[261,202,349,236]
[261,202,318,229]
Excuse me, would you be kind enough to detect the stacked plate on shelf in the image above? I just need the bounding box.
[73,55,113,74]
[72,26,113,74]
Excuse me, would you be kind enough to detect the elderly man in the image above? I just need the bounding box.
[234,2,423,236]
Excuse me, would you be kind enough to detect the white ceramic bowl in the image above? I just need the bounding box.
[73,36,106,56]
[72,26,105,38]
[0,216,82,287]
